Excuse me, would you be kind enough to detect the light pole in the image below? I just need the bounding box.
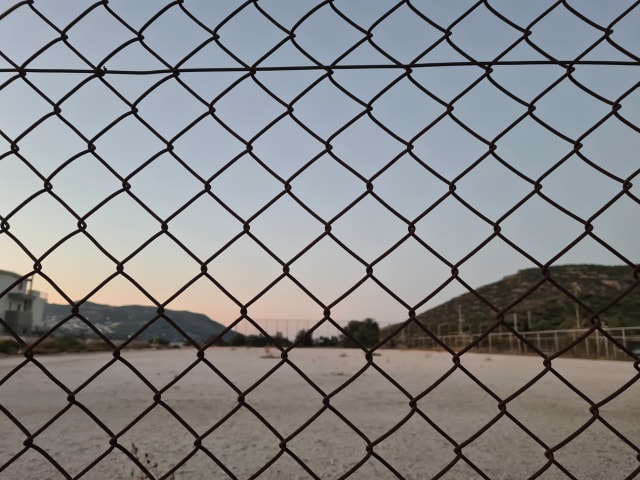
[573,283,581,329]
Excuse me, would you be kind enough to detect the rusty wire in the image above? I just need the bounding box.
[1,1,640,479]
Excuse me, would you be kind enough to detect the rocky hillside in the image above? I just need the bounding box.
[412,264,639,333]
[43,302,234,344]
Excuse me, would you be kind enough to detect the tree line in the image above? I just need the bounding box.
[226,318,380,349]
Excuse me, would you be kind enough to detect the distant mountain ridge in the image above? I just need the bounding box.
[412,264,640,332]
[43,302,234,344]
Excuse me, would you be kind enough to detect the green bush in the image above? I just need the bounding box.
[0,339,21,354]
[342,318,380,348]
[33,337,86,354]
[83,341,112,352]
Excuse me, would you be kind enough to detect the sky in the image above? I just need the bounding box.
[1,0,639,337]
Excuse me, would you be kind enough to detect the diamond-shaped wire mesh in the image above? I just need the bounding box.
[1,1,640,479]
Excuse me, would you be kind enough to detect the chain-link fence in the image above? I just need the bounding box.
[1,1,639,478]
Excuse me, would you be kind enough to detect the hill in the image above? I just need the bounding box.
[43,302,235,344]
[406,264,639,335]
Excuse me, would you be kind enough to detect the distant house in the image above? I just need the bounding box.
[0,270,47,335]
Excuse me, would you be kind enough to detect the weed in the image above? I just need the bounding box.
[261,344,276,358]
[129,442,175,480]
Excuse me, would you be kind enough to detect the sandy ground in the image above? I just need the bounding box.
[0,347,638,480]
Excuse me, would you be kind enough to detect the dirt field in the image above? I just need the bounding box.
[0,347,638,479]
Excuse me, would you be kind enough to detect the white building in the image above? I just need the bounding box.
[0,270,47,335]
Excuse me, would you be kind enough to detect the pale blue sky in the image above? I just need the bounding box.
[1,1,639,335]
